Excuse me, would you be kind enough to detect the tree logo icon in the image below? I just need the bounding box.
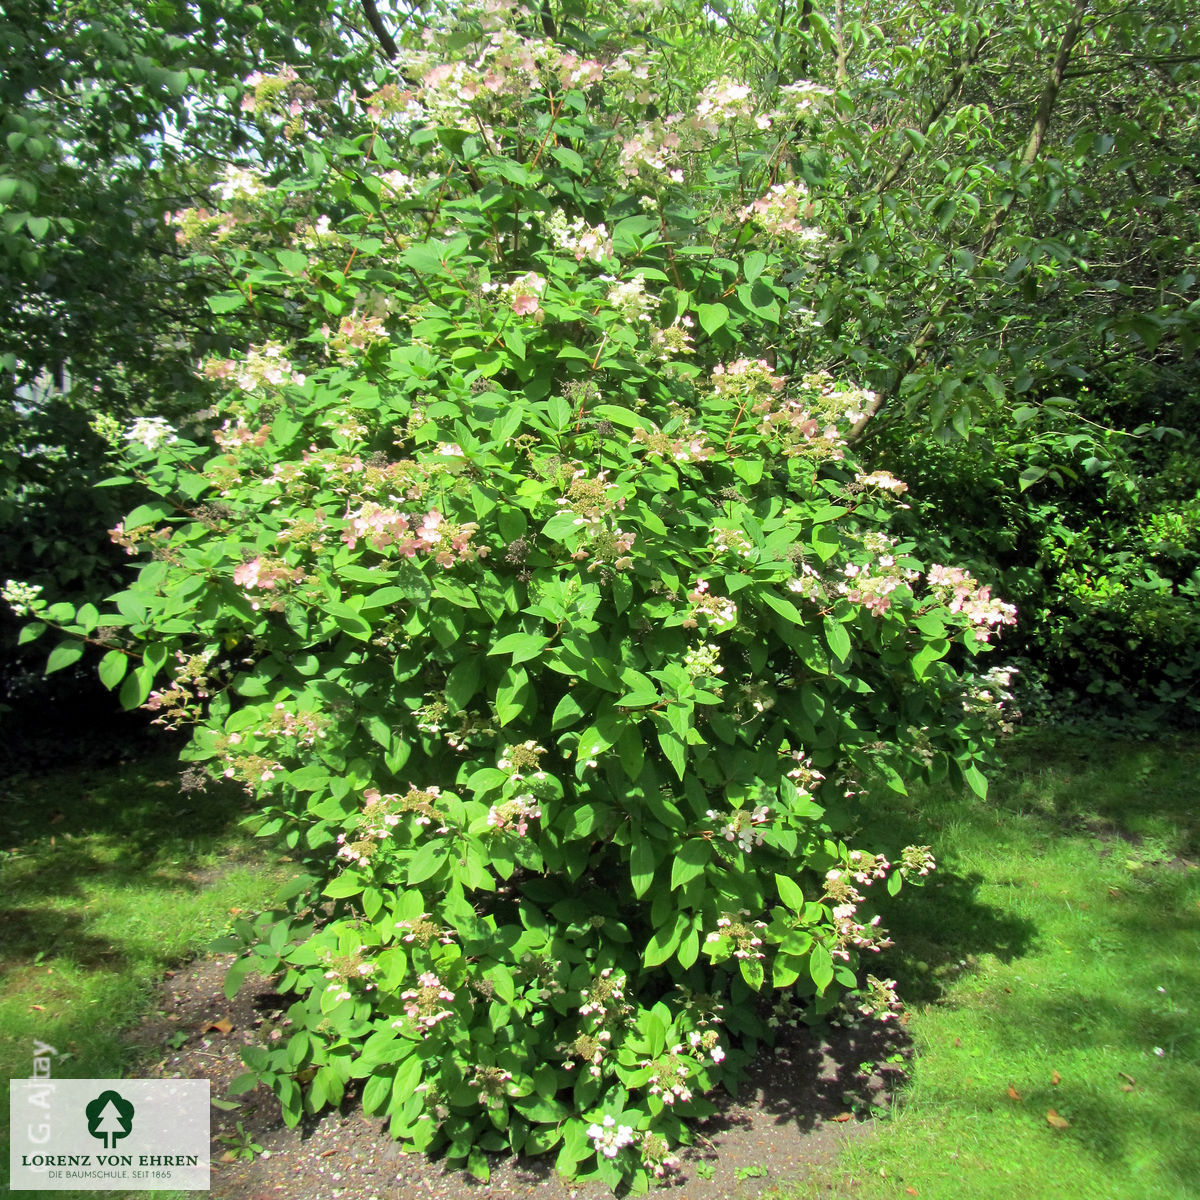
[85,1090,135,1149]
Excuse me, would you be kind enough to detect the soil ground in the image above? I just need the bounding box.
[129,955,909,1200]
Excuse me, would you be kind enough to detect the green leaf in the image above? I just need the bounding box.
[327,603,372,641]
[98,649,128,690]
[207,292,247,314]
[494,666,533,725]
[643,912,687,967]
[617,668,658,707]
[45,641,84,675]
[809,942,834,994]
[697,302,729,335]
[744,250,767,282]
[324,873,366,898]
[489,631,549,665]
[962,761,989,799]
[224,956,253,1001]
[775,873,805,911]
[17,621,46,646]
[630,835,656,898]
[670,839,709,890]
[823,617,851,663]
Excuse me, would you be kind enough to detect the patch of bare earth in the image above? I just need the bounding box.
[128,956,909,1200]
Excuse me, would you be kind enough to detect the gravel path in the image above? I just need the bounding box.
[131,956,910,1200]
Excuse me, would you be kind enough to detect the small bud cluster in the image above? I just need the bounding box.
[341,504,484,567]
[687,1027,726,1064]
[897,844,937,879]
[642,1046,694,1105]
[603,273,658,324]
[963,665,1021,734]
[856,469,909,496]
[519,951,565,1002]
[705,911,767,960]
[321,946,377,1002]
[783,749,826,791]
[364,785,448,833]
[322,310,389,362]
[394,913,455,947]
[397,971,456,1033]
[857,974,902,1022]
[839,553,920,618]
[471,1065,514,1107]
[568,969,631,1077]
[498,270,547,319]
[740,180,826,252]
[232,556,304,605]
[630,424,711,463]
[497,740,548,779]
[712,527,754,558]
[711,356,786,403]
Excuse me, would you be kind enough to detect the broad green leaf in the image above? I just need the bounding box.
[697,302,729,335]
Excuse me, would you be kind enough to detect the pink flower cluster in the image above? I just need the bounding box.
[204,341,306,393]
[232,556,296,592]
[618,117,683,182]
[740,180,825,251]
[322,310,388,362]
[486,793,542,836]
[341,504,483,566]
[926,565,1018,641]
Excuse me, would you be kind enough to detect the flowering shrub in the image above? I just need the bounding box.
[8,4,1015,1190]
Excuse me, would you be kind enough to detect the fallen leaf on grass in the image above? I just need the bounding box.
[1050,1070,1061,1086]
[1007,1086,1023,1101]
[1046,1109,1070,1129]
[905,1189,919,1196]
[202,1017,235,1034]
[30,1004,45,1012]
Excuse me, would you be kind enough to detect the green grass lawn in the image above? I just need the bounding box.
[0,755,285,1193]
[779,731,1200,1200]
[3,734,1197,1200]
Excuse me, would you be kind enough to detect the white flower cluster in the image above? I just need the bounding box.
[125,416,178,452]
[587,1114,636,1158]
[683,641,722,679]
[2,579,43,616]
[706,805,770,853]
[216,165,266,203]
[545,210,612,262]
[603,273,658,323]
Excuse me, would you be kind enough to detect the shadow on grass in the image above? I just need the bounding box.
[991,732,1200,856]
[0,757,257,981]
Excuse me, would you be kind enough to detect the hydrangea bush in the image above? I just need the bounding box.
[11,4,1015,1189]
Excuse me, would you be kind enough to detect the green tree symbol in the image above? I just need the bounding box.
[85,1090,135,1149]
